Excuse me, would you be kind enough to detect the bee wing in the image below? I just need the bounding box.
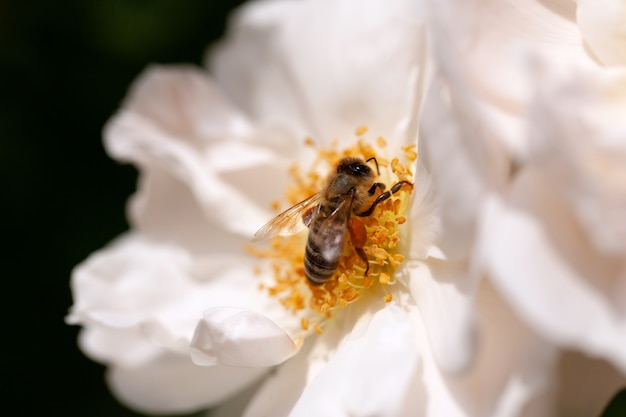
[252,192,323,241]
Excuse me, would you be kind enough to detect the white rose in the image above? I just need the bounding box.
[67,0,626,416]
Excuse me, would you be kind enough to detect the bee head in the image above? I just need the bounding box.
[337,157,372,177]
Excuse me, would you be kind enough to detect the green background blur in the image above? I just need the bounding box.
[1,1,624,416]
[2,1,243,416]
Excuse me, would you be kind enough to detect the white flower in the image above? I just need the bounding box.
[68,0,443,415]
[67,1,626,417]
[420,0,626,413]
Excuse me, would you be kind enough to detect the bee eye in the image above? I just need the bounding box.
[336,158,372,176]
[348,163,370,176]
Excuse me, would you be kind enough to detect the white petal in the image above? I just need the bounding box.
[577,0,626,66]
[77,326,161,368]
[418,282,557,417]
[405,257,478,374]
[115,64,301,156]
[211,0,428,147]
[106,113,272,238]
[67,234,197,335]
[406,161,441,261]
[241,338,316,417]
[126,162,282,253]
[68,234,296,360]
[206,379,264,417]
[190,307,298,367]
[420,0,594,263]
[243,303,419,417]
[104,66,286,239]
[419,77,509,259]
[120,65,251,142]
[107,352,267,414]
[286,305,418,417]
[241,306,369,417]
[478,169,626,373]
[428,0,592,108]
[424,0,603,165]
[526,63,626,257]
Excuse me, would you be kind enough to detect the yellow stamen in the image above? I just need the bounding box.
[355,125,369,136]
[250,133,415,336]
[402,144,418,162]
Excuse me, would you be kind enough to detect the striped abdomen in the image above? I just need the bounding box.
[304,215,347,285]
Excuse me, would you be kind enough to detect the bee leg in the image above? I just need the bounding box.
[367,182,386,196]
[357,181,413,217]
[348,217,369,276]
[354,247,370,276]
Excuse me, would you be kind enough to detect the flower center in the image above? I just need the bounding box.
[249,126,416,335]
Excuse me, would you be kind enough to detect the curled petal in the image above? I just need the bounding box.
[68,234,297,360]
[106,113,272,238]
[67,234,199,346]
[191,307,299,367]
[104,66,285,240]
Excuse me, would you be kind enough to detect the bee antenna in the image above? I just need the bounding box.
[365,157,380,176]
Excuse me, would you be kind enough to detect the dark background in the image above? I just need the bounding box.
[2,1,244,416]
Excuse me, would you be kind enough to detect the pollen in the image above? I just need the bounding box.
[402,144,418,162]
[249,129,415,336]
[355,125,368,136]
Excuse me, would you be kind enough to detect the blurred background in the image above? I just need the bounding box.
[1,1,244,416]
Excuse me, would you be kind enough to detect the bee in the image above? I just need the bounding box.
[253,157,412,285]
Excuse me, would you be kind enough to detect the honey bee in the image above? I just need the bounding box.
[253,157,412,285]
